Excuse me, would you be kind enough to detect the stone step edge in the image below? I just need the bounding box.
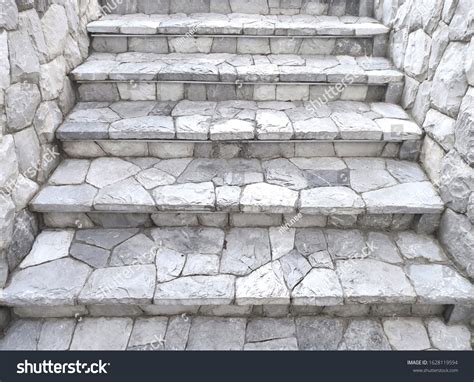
[74,80,396,86]
[87,14,389,37]
[1,227,473,311]
[91,33,386,38]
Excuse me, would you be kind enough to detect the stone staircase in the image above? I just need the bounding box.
[0,0,472,350]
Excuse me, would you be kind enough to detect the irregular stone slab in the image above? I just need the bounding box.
[336,259,416,304]
[220,228,271,276]
[263,159,308,190]
[79,265,156,304]
[292,268,343,306]
[31,185,98,212]
[136,168,176,189]
[383,318,431,350]
[176,115,211,140]
[38,319,76,351]
[395,232,448,262]
[86,158,141,188]
[240,183,298,213]
[183,253,220,276]
[407,265,474,304]
[128,317,168,350]
[246,318,295,343]
[75,229,138,250]
[110,116,174,139]
[210,119,255,140]
[339,320,391,350]
[19,231,74,269]
[155,248,186,283]
[256,110,293,140]
[154,275,235,305]
[109,233,157,266]
[386,160,428,183]
[0,320,42,351]
[269,227,295,260]
[49,160,91,185]
[296,317,345,350]
[70,243,110,268]
[300,187,364,215]
[187,317,246,350]
[279,250,312,289]
[165,316,191,350]
[293,118,339,140]
[367,232,403,264]
[295,228,327,256]
[152,227,224,254]
[216,186,241,211]
[0,258,91,306]
[427,318,472,350]
[153,182,216,211]
[94,178,156,212]
[236,262,289,305]
[70,318,133,350]
[350,169,397,193]
[363,182,444,214]
[326,229,367,259]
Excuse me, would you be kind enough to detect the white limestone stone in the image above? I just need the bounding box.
[240,183,298,213]
[86,158,140,188]
[19,231,74,269]
[407,264,474,304]
[0,258,91,306]
[362,182,444,214]
[292,268,343,306]
[79,265,156,304]
[336,259,417,304]
[383,318,431,350]
[153,182,216,211]
[154,275,235,305]
[395,232,448,262]
[300,187,364,215]
[269,227,295,260]
[427,318,472,350]
[236,262,290,305]
[70,318,133,350]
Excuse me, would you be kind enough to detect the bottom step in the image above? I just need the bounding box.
[1,227,473,318]
[0,316,471,351]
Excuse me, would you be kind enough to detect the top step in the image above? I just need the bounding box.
[101,0,374,17]
[89,14,388,37]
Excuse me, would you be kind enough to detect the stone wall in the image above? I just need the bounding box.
[0,0,101,287]
[374,0,473,278]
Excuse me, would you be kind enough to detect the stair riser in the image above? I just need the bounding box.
[41,212,437,232]
[100,0,374,17]
[92,36,387,56]
[78,82,401,103]
[13,304,444,319]
[61,141,418,160]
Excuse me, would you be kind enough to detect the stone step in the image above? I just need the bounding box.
[1,316,472,351]
[73,53,403,102]
[30,157,444,217]
[90,14,388,56]
[1,228,473,322]
[100,0,375,17]
[57,100,422,151]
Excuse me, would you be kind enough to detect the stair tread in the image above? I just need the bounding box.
[72,53,403,84]
[88,13,389,36]
[1,228,472,308]
[57,100,422,142]
[30,157,443,214]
